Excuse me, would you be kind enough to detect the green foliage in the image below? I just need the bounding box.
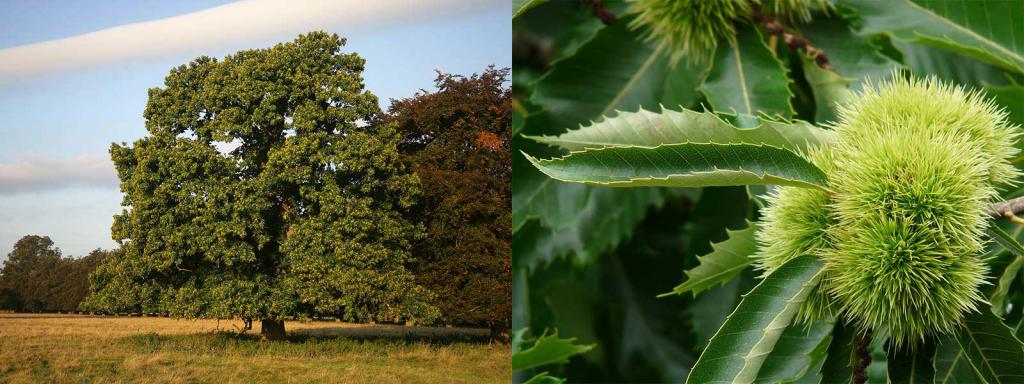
[512,15,689,273]
[384,68,511,332]
[887,339,936,383]
[820,322,857,384]
[939,309,1024,383]
[514,0,1024,382]
[84,32,437,329]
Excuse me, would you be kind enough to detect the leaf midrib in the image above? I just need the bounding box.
[728,34,753,114]
[600,45,666,116]
[680,262,748,291]
[964,323,1001,384]
[734,268,825,382]
[939,349,963,384]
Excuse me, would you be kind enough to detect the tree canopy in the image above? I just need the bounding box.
[83,32,438,339]
[384,67,512,333]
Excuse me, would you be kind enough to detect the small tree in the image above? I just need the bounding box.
[84,32,438,339]
[384,67,512,337]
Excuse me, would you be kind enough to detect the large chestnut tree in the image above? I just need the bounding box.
[84,32,437,340]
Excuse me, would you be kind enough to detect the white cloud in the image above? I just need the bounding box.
[0,154,118,194]
[0,0,500,82]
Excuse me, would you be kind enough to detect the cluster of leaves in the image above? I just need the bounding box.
[513,0,1024,382]
[82,32,437,331]
[382,67,512,334]
[0,236,109,313]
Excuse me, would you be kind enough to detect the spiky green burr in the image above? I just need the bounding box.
[754,74,1020,345]
[824,75,1018,346]
[625,0,830,63]
[754,146,837,323]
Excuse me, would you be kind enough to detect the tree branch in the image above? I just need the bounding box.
[584,0,616,25]
[989,196,1024,220]
[751,5,831,69]
[853,331,872,384]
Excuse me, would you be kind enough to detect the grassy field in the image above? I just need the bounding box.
[0,313,508,383]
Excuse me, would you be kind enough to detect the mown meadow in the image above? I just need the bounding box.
[0,314,508,383]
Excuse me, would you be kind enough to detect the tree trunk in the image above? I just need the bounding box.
[260,319,286,341]
[490,325,509,343]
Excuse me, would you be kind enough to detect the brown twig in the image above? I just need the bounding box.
[751,5,831,69]
[584,0,616,25]
[989,196,1024,220]
[851,331,868,384]
[853,331,872,384]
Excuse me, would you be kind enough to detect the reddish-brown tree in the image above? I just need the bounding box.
[383,67,511,337]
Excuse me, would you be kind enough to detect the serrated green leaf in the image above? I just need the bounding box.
[525,143,829,190]
[701,27,794,119]
[820,322,856,384]
[888,338,936,384]
[757,320,835,383]
[512,329,596,371]
[512,0,547,19]
[526,107,835,152]
[667,221,758,297]
[840,0,1024,74]
[954,309,1024,383]
[686,255,825,384]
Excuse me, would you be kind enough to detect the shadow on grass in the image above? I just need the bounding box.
[122,328,494,358]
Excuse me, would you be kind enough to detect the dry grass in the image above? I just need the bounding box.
[0,313,508,383]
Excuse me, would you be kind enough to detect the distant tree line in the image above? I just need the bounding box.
[0,235,110,312]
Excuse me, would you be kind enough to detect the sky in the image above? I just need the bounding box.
[0,0,510,259]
